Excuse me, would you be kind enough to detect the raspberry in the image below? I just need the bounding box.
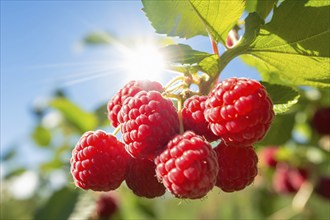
[182,95,218,142]
[125,157,166,198]
[155,131,219,199]
[205,77,274,146]
[259,146,279,168]
[119,90,179,159]
[70,130,129,191]
[95,193,118,219]
[272,163,308,194]
[315,176,330,200]
[226,28,239,48]
[311,107,330,135]
[107,80,164,128]
[214,142,258,192]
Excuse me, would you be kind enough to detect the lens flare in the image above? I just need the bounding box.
[118,42,166,81]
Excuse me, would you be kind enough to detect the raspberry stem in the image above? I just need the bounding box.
[164,75,187,91]
[266,181,314,219]
[209,35,219,56]
[165,83,185,94]
[292,181,314,212]
[112,126,121,136]
[177,98,184,134]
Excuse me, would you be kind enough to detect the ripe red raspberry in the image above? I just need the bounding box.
[182,95,218,142]
[272,163,308,194]
[155,131,219,199]
[259,146,279,168]
[311,107,330,135]
[70,130,129,191]
[118,90,179,159]
[95,193,118,219]
[125,157,166,198]
[214,142,258,192]
[107,80,163,128]
[315,176,330,200]
[205,77,274,146]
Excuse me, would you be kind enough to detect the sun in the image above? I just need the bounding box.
[117,41,166,81]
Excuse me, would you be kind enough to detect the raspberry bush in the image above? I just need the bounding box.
[66,1,329,208]
[4,1,327,220]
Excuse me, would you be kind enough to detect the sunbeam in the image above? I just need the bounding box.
[119,44,165,81]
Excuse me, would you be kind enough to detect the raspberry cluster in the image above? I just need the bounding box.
[70,78,274,199]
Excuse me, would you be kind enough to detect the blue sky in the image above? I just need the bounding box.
[1,1,260,165]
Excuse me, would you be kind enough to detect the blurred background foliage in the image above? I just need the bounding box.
[1,1,330,220]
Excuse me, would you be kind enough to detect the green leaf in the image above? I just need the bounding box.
[305,0,330,7]
[142,0,245,44]
[188,0,245,44]
[67,192,97,220]
[4,168,27,179]
[40,159,63,172]
[1,148,16,161]
[94,102,108,126]
[245,0,278,19]
[261,82,300,114]
[142,0,207,39]
[198,55,219,76]
[32,126,52,147]
[198,55,220,94]
[34,187,79,220]
[83,31,115,45]
[241,54,287,85]
[161,44,211,65]
[257,113,295,146]
[319,88,330,105]
[244,1,330,88]
[50,97,98,133]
